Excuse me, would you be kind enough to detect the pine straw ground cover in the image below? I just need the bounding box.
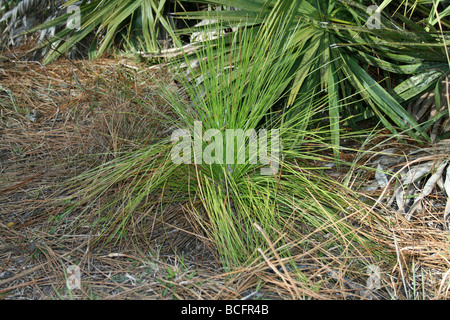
[0,55,449,300]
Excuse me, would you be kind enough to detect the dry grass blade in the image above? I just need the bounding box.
[254,222,299,299]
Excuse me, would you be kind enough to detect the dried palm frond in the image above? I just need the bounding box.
[366,140,450,228]
[0,0,54,46]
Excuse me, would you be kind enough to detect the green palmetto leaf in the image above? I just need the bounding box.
[43,23,98,65]
[142,0,158,50]
[287,32,321,106]
[340,54,428,140]
[182,0,268,12]
[24,0,179,63]
[393,69,447,102]
[26,12,73,34]
[175,8,262,22]
[94,1,144,58]
[354,51,449,75]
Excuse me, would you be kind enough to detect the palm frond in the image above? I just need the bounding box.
[0,0,50,46]
[174,0,450,148]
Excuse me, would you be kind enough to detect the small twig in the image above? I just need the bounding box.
[392,231,409,299]
[0,262,49,287]
[0,170,46,195]
[51,106,60,130]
